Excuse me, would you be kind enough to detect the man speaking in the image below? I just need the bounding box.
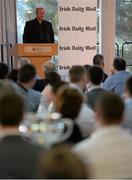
[23,7,54,43]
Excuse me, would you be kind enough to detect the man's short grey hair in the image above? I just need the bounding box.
[36,7,45,14]
[43,60,56,74]
[18,58,31,69]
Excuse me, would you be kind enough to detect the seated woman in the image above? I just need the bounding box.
[54,85,84,145]
[37,72,62,115]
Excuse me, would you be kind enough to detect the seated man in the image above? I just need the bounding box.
[69,65,88,93]
[103,57,131,95]
[74,93,132,179]
[7,57,31,83]
[93,54,108,82]
[69,66,96,137]
[86,66,107,110]
[17,57,31,69]
[33,60,56,92]
[0,92,44,178]
[16,64,41,112]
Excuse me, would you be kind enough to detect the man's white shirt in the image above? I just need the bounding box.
[73,125,132,178]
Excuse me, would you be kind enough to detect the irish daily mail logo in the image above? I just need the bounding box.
[24,46,52,53]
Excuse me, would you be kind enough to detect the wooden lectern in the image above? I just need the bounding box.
[9,43,58,78]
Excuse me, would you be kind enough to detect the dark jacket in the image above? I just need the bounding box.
[23,18,54,43]
[103,72,108,82]
[59,123,83,146]
[0,135,44,179]
[65,123,83,145]
[33,79,47,92]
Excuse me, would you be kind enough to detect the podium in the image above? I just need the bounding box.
[9,43,58,78]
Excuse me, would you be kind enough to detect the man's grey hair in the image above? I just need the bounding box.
[36,7,45,14]
[43,60,56,74]
[18,57,31,69]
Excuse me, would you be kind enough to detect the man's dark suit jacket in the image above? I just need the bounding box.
[0,135,44,179]
[33,79,47,92]
[23,18,54,43]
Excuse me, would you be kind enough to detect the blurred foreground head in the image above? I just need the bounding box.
[0,92,24,127]
[39,145,89,179]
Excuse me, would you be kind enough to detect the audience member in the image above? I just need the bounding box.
[33,60,56,92]
[93,54,108,82]
[74,93,132,178]
[43,60,56,74]
[39,145,89,179]
[69,65,87,93]
[7,58,31,83]
[42,71,61,104]
[38,72,61,115]
[17,57,31,69]
[54,86,83,144]
[69,65,96,137]
[103,57,131,95]
[46,80,68,113]
[52,81,68,95]
[17,64,41,112]
[83,64,92,76]
[86,66,107,110]
[123,76,132,133]
[0,93,44,178]
[0,63,9,79]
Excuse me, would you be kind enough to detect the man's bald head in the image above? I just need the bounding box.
[36,7,46,21]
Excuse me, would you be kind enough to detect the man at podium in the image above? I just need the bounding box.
[23,7,54,43]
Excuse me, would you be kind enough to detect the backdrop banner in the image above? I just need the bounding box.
[58,0,97,77]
